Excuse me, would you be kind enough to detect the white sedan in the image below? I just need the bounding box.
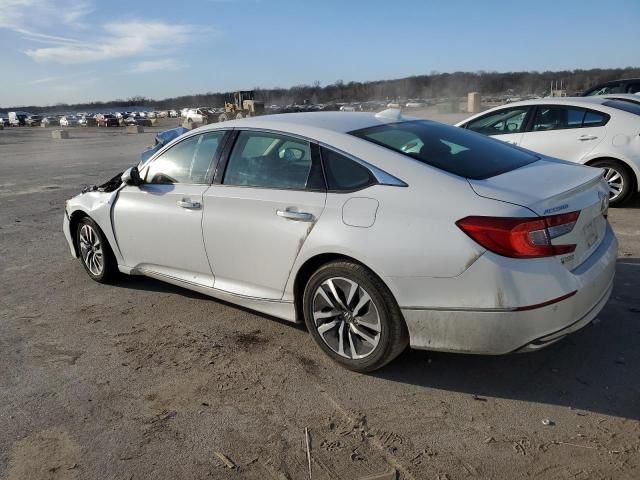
[63,111,617,371]
[456,96,640,205]
[59,115,81,127]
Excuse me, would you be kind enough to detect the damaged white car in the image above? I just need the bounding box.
[63,111,617,371]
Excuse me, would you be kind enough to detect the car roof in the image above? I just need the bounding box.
[199,111,416,137]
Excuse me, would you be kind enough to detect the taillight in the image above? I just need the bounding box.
[456,211,580,258]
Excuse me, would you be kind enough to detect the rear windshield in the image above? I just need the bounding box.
[602,99,640,116]
[350,120,538,180]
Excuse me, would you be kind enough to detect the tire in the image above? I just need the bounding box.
[76,217,118,283]
[590,159,634,206]
[302,260,408,372]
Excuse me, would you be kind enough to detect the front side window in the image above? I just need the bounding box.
[145,131,224,184]
[223,131,315,189]
[465,107,529,135]
[320,147,375,191]
[351,120,538,180]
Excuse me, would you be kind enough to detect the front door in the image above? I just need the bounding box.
[202,130,326,299]
[113,131,226,285]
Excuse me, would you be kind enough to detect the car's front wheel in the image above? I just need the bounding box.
[303,260,408,372]
[76,217,117,283]
[590,159,634,206]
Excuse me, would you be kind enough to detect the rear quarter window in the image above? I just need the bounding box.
[350,120,538,180]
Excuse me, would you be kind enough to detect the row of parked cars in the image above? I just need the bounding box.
[0,111,160,128]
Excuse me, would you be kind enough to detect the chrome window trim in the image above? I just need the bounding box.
[318,142,408,187]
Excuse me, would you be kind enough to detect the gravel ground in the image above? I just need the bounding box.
[1,118,638,480]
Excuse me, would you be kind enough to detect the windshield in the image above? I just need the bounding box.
[350,120,538,180]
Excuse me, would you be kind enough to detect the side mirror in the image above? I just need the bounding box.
[121,166,144,186]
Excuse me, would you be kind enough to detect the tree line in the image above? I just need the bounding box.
[4,67,639,112]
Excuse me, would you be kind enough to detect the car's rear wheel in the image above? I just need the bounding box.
[303,260,408,372]
[590,159,634,206]
[76,217,117,283]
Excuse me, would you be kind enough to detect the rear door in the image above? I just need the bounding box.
[202,129,326,299]
[519,105,609,161]
[463,106,532,146]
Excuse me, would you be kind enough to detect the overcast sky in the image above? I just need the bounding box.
[1,0,639,107]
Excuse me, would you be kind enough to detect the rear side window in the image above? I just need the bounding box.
[602,99,640,116]
[320,147,375,191]
[350,121,538,180]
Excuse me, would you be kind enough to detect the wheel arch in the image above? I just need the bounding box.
[585,156,639,193]
[292,252,400,324]
[68,209,90,257]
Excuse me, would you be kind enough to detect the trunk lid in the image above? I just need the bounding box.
[468,158,609,270]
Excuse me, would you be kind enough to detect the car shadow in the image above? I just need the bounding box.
[375,259,640,420]
[620,194,640,209]
[113,274,306,330]
[111,261,639,420]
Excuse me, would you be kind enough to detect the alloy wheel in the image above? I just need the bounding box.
[603,167,624,201]
[79,224,104,276]
[312,277,381,359]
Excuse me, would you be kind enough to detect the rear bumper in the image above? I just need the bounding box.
[402,224,617,354]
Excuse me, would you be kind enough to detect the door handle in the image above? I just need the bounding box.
[276,208,315,222]
[177,199,201,209]
[578,135,597,141]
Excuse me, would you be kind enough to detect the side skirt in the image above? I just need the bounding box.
[130,267,298,323]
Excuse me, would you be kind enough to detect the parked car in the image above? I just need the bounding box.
[8,111,29,126]
[40,116,56,127]
[63,111,616,372]
[0,115,10,127]
[124,115,152,127]
[456,97,640,205]
[582,78,640,96]
[185,108,209,124]
[96,114,120,127]
[168,110,178,118]
[59,115,81,127]
[25,114,43,127]
[79,116,97,127]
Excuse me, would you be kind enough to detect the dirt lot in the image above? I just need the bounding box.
[1,118,639,480]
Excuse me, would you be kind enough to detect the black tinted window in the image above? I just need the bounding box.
[532,107,586,131]
[321,147,375,191]
[602,99,640,116]
[351,121,537,180]
[583,110,608,126]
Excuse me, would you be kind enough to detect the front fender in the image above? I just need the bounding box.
[65,188,123,264]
